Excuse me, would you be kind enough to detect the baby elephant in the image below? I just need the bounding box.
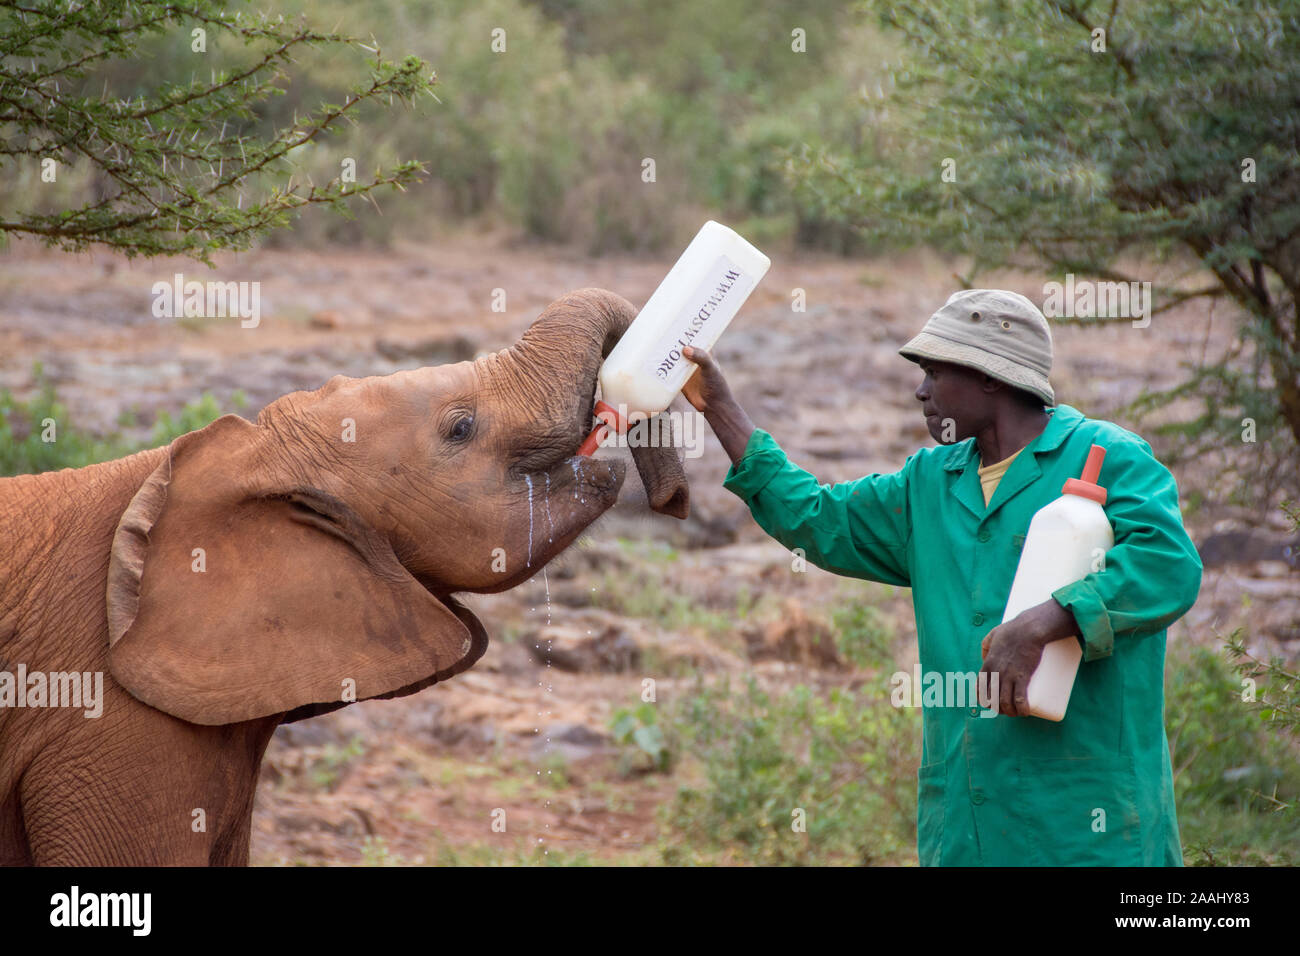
[0,288,688,865]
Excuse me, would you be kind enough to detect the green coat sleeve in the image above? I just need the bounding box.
[721,428,912,586]
[1051,434,1203,662]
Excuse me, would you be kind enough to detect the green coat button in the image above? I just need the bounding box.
[978,529,991,542]
[972,792,986,806]
[972,612,984,626]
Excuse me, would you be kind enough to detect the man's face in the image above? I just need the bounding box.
[913,359,994,444]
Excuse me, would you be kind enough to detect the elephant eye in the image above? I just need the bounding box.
[447,415,474,442]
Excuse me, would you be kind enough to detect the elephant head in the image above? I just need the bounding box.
[105,288,689,726]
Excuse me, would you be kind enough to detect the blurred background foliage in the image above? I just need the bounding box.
[1,0,890,254]
[0,363,241,475]
[278,0,890,253]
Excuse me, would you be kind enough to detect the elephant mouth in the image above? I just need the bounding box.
[404,452,624,605]
[486,287,690,519]
[506,451,625,588]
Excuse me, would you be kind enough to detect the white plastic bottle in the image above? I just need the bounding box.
[578,221,770,454]
[1000,444,1114,721]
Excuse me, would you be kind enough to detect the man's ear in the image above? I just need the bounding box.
[106,415,487,726]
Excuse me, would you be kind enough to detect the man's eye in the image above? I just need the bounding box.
[449,416,473,441]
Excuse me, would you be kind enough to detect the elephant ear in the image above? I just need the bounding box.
[106,414,487,726]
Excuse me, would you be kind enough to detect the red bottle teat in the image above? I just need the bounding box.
[576,400,625,457]
[1061,444,1107,505]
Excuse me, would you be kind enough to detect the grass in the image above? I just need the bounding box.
[1165,641,1300,865]
[533,752,573,792]
[654,672,922,866]
[491,775,526,802]
[360,836,399,866]
[428,840,639,867]
[614,535,679,564]
[590,552,779,662]
[593,568,728,631]
[388,744,501,789]
[0,362,245,477]
[306,736,367,793]
[830,602,895,670]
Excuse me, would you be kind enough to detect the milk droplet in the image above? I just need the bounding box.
[523,473,534,567]
[544,473,553,543]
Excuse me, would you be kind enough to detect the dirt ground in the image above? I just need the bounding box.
[2,231,1295,864]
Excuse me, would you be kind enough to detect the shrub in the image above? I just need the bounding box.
[0,365,128,475]
[0,365,243,477]
[659,674,921,865]
[1166,639,1300,865]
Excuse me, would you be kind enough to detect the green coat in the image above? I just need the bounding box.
[722,404,1202,866]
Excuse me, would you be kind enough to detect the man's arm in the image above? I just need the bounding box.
[681,346,755,464]
[1048,434,1204,662]
[682,347,912,586]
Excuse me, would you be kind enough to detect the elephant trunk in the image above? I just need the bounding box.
[502,288,690,519]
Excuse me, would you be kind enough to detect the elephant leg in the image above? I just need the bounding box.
[0,792,33,865]
[23,786,210,865]
[25,795,254,866]
[21,715,278,866]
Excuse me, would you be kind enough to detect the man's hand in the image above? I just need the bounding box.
[979,598,1078,717]
[681,345,733,413]
[682,346,757,465]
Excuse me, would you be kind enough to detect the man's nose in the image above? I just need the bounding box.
[915,377,930,402]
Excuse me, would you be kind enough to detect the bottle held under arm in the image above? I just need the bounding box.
[1000,444,1115,721]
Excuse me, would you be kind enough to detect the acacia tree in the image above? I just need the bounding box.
[0,0,435,262]
[792,0,1300,494]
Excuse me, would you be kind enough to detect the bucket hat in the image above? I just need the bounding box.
[899,289,1055,406]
